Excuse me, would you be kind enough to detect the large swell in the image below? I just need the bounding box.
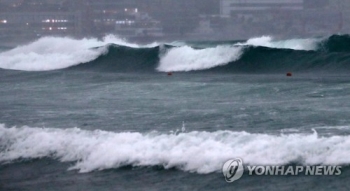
[1,125,350,174]
[0,34,350,73]
[0,35,158,71]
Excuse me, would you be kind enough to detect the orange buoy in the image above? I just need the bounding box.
[167,72,173,76]
[286,72,292,77]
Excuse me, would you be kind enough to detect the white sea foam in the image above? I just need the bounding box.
[157,45,243,72]
[1,125,350,174]
[0,35,155,71]
[237,36,319,51]
[157,36,320,72]
[0,35,320,72]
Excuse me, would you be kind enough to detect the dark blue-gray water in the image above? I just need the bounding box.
[1,35,350,191]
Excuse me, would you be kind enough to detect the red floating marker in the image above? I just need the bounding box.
[167,72,173,76]
[286,72,292,77]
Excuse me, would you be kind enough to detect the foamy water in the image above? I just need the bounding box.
[157,46,243,72]
[157,36,320,72]
[0,35,157,71]
[237,36,320,51]
[0,35,322,72]
[1,125,350,174]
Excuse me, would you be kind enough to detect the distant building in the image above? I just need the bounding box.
[0,12,82,39]
[87,1,140,36]
[0,0,23,7]
[87,1,164,41]
[143,0,199,37]
[114,13,164,40]
[304,0,329,9]
[220,0,304,16]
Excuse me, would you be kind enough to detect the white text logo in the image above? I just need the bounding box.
[223,158,342,183]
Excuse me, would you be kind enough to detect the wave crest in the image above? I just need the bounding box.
[0,35,156,71]
[1,125,350,174]
[239,36,319,51]
[157,46,243,72]
[1,34,349,72]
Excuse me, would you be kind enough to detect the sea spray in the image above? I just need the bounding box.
[1,125,350,174]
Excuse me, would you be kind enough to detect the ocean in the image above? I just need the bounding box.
[1,34,350,191]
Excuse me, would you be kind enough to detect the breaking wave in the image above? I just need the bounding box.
[236,36,319,51]
[157,45,243,72]
[0,34,350,73]
[0,35,157,71]
[1,125,350,174]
